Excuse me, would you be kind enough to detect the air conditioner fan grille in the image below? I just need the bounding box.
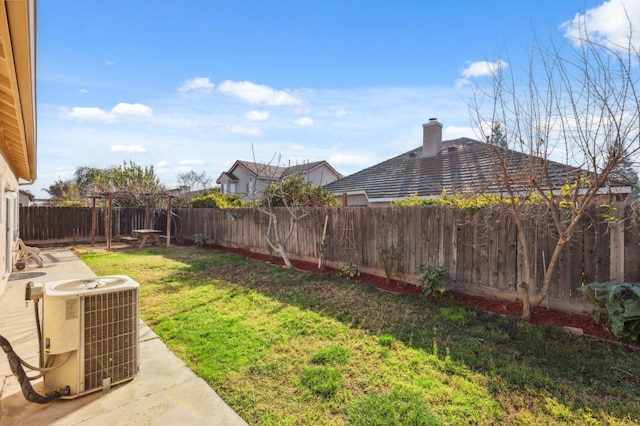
[83,288,139,392]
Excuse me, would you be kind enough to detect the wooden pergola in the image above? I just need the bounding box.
[87,191,174,251]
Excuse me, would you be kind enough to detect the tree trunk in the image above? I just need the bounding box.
[276,242,293,268]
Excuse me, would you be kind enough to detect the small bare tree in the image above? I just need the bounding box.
[471,21,640,319]
[248,149,338,268]
[260,173,311,268]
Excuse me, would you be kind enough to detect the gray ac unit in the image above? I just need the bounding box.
[42,276,140,398]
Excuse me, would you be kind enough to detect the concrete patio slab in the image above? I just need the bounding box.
[0,249,247,426]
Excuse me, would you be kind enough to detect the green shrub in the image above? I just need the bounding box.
[264,172,340,207]
[579,282,640,341]
[193,233,208,248]
[337,261,359,279]
[191,189,246,209]
[378,243,401,281]
[414,263,447,298]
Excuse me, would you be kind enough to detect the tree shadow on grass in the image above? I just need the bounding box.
[143,248,640,422]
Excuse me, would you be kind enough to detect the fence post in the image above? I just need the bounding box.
[609,201,625,282]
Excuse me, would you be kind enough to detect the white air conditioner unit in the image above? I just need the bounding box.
[42,275,140,399]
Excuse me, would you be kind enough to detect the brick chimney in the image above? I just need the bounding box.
[422,118,442,157]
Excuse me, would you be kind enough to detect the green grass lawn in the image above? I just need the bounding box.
[77,246,640,425]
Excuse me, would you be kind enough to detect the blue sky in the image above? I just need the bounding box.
[30,0,637,198]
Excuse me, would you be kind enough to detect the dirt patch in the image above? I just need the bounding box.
[203,244,613,340]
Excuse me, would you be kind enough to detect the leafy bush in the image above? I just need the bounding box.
[193,233,208,248]
[264,172,339,207]
[337,261,359,279]
[191,189,246,209]
[579,282,640,341]
[391,189,550,211]
[378,243,401,281]
[392,190,512,210]
[415,263,447,298]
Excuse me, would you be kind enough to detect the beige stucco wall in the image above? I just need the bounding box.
[343,194,369,207]
[225,167,271,201]
[0,151,20,282]
[306,165,340,186]
[223,163,341,202]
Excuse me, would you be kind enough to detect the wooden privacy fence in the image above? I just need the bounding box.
[175,204,640,314]
[20,203,640,314]
[20,206,148,244]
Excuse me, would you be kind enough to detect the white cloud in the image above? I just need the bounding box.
[218,80,302,106]
[289,144,306,150]
[80,89,88,95]
[227,125,263,136]
[294,117,314,126]
[155,161,170,168]
[178,77,214,94]
[60,102,153,122]
[112,102,153,117]
[561,0,640,49]
[111,144,147,153]
[461,60,508,79]
[455,60,509,88]
[245,110,270,121]
[61,107,116,123]
[444,125,478,140]
[334,108,347,117]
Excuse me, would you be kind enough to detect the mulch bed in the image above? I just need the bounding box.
[203,244,614,341]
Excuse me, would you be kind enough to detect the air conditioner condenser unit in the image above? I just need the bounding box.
[42,275,140,399]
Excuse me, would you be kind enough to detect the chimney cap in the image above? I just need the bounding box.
[423,117,442,128]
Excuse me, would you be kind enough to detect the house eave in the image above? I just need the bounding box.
[0,0,37,183]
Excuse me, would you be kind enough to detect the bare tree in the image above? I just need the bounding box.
[176,170,212,192]
[248,149,337,268]
[470,21,640,319]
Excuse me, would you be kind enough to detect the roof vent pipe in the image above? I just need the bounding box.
[422,118,443,157]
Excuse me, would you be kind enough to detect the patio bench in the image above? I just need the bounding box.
[121,236,139,244]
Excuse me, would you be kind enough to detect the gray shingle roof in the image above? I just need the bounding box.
[234,160,342,181]
[324,138,586,200]
[219,172,238,182]
[283,160,325,176]
[236,160,285,181]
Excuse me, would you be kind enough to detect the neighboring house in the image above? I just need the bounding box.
[18,190,34,207]
[217,160,343,201]
[324,118,633,207]
[0,0,37,282]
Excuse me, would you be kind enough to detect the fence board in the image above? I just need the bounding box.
[623,204,640,282]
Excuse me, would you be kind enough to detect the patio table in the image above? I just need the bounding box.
[132,229,161,248]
